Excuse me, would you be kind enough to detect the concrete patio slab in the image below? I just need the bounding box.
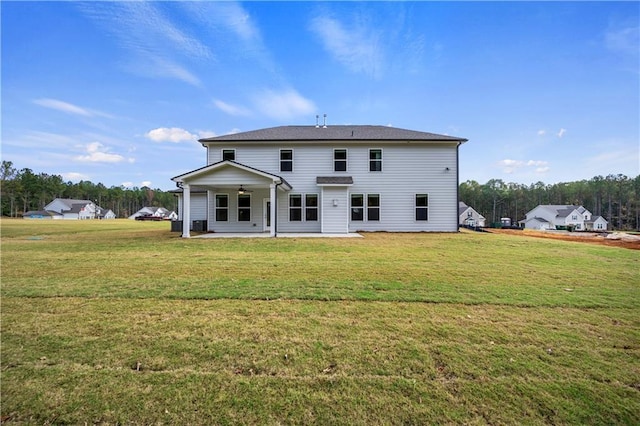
[192,232,362,238]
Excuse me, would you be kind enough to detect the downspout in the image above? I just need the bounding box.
[456,142,460,233]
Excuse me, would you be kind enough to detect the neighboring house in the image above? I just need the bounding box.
[458,201,486,227]
[128,206,177,220]
[96,206,116,220]
[44,198,97,220]
[171,124,468,237]
[520,205,608,231]
[22,210,63,219]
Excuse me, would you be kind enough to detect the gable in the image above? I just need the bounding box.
[172,160,291,190]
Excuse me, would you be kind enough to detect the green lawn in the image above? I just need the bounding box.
[1,219,639,424]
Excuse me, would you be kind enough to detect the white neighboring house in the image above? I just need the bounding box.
[128,206,177,220]
[171,124,468,237]
[96,206,116,220]
[43,199,97,220]
[458,202,486,227]
[520,205,608,231]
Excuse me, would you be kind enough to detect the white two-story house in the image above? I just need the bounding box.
[171,125,467,237]
[520,205,608,231]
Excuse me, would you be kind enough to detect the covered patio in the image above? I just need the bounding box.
[172,160,292,238]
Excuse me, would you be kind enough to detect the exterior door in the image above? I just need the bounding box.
[263,199,271,232]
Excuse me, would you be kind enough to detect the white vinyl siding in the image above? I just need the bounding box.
[200,142,459,232]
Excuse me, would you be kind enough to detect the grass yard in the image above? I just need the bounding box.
[1,219,639,424]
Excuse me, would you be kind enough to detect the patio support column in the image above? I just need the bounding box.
[182,183,191,238]
[270,183,276,237]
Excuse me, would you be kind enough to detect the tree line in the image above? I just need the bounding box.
[460,174,640,230]
[2,160,639,230]
[1,161,177,218]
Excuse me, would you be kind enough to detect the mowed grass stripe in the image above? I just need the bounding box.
[2,297,639,424]
[1,220,638,307]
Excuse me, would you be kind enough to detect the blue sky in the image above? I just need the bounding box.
[2,1,638,191]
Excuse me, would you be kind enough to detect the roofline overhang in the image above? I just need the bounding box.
[171,160,292,191]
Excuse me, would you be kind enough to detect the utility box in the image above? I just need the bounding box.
[192,220,207,232]
[170,220,182,232]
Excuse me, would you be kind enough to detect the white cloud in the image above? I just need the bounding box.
[145,127,197,143]
[537,129,546,136]
[121,181,134,188]
[141,181,152,188]
[62,172,90,182]
[74,142,129,163]
[309,14,383,78]
[213,99,252,116]
[33,98,92,116]
[557,128,567,138]
[252,89,316,121]
[605,25,639,55]
[197,130,217,139]
[498,159,549,174]
[78,2,210,86]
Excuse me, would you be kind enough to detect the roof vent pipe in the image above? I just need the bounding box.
[315,115,319,128]
[323,113,327,128]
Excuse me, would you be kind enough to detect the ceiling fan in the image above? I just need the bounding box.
[237,185,253,195]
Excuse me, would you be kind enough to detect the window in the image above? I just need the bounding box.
[367,194,380,221]
[351,194,364,221]
[215,194,228,221]
[334,149,347,172]
[238,194,251,221]
[290,194,318,221]
[306,194,318,221]
[289,194,302,221]
[280,149,293,172]
[416,194,429,221]
[222,149,235,161]
[369,149,382,172]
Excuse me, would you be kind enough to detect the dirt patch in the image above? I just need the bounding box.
[489,229,640,250]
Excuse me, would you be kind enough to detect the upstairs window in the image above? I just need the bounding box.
[334,149,347,172]
[369,149,382,172]
[238,194,251,221]
[222,149,235,161]
[415,194,429,221]
[280,149,293,172]
[215,194,228,221]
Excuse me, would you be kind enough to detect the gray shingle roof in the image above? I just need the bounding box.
[316,176,354,185]
[199,125,467,143]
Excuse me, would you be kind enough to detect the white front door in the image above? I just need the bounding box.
[263,199,271,232]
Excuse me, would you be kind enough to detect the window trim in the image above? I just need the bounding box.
[367,194,380,221]
[415,193,429,221]
[305,194,319,222]
[289,193,319,222]
[334,148,348,172]
[237,193,251,222]
[289,194,302,221]
[280,149,293,172]
[215,193,229,222]
[369,148,383,172]
[350,193,364,221]
[222,149,236,161]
